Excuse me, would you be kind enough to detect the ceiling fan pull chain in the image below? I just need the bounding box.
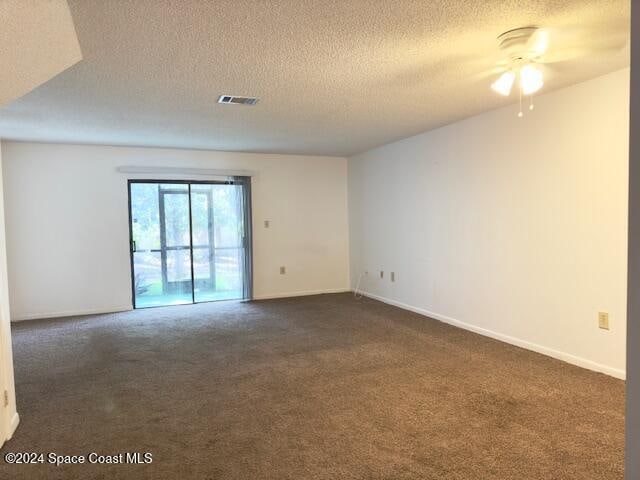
[529,94,535,111]
[518,87,523,118]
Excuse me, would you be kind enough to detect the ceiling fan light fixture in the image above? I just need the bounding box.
[519,64,544,95]
[491,71,516,96]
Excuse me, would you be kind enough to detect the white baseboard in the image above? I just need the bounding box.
[253,288,350,301]
[358,290,626,380]
[0,412,19,450]
[12,305,133,322]
[10,290,352,320]
[10,290,622,379]
[8,412,19,440]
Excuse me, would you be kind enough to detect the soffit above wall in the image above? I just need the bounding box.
[0,0,82,107]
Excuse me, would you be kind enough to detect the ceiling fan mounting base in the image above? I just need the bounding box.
[497,26,541,62]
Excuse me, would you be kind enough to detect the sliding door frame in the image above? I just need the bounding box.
[127,178,253,309]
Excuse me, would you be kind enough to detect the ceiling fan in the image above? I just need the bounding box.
[489,25,628,117]
[490,27,550,117]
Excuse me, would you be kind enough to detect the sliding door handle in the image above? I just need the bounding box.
[131,240,137,252]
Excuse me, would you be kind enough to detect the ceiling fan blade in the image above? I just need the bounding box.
[542,43,628,64]
[540,25,628,64]
[471,65,508,82]
[525,28,550,58]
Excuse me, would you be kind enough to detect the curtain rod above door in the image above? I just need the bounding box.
[116,166,255,177]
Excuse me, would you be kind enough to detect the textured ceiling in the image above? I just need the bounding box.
[0,0,81,106]
[0,0,629,157]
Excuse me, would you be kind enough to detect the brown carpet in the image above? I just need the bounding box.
[0,293,624,479]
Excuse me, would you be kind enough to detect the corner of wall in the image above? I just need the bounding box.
[0,139,18,446]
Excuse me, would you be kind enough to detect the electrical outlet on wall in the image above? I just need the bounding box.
[264,220,270,228]
[280,266,286,275]
[598,312,610,330]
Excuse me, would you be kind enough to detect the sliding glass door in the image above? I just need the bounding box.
[128,179,251,308]
[190,183,246,303]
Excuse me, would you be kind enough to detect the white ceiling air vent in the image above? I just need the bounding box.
[218,95,259,105]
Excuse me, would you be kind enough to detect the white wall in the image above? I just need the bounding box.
[2,142,350,320]
[349,69,629,378]
[0,141,19,447]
